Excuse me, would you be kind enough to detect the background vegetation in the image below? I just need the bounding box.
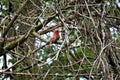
[0,0,120,80]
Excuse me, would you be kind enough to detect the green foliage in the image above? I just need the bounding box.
[0,0,8,14]
[0,0,23,14]
[1,0,120,79]
[44,0,54,2]
[0,0,8,7]
[116,38,120,47]
[59,52,69,64]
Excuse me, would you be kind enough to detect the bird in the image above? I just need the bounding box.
[48,30,60,48]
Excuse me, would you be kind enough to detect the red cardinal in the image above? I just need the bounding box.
[48,30,60,48]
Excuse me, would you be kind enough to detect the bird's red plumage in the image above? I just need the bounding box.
[48,30,60,48]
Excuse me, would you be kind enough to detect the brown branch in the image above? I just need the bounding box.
[0,36,21,43]
[3,35,26,51]
[34,13,58,32]
[2,0,29,37]
[1,56,26,73]
[0,71,101,77]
